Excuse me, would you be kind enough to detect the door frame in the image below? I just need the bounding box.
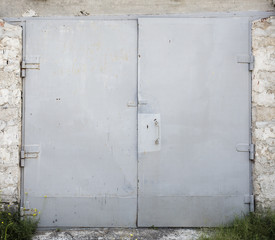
[5,11,273,225]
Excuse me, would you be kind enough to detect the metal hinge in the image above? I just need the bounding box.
[249,143,255,160]
[237,54,254,71]
[20,145,40,168]
[244,194,255,212]
[21,56,40,78]
[20,150,25,168]
[236,143,255,160]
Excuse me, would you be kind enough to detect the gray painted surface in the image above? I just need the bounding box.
[137,17,251,227]
[24,20,138,227]
[23,16,253,227]
[138,114,161,152]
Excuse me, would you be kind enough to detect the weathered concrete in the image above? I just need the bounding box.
[252,16,275,210]
[0,0,274,18]
[0,20,22,204]
[33,228,204,240]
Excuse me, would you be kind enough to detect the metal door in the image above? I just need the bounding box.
[23,20,137,227]
[137,18,251,227]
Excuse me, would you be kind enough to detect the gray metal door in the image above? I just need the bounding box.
[23,20,137,227]
[24,17,252,228]
[137,18,251,227]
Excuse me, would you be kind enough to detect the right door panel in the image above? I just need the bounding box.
[138,18,251,227]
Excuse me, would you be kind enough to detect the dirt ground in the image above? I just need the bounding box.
[33,228,204,240]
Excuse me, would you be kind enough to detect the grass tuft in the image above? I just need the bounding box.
[199,210,275,240]
[0,205,38,240]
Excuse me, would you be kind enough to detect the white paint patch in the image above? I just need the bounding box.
[22,9,38,17]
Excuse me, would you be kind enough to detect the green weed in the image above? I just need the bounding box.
[0,205,38,240]
[199,210,275,240]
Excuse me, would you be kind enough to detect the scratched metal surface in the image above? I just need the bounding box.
[24,20,138,227]
[137,17,251,227]
[24,17,252,228]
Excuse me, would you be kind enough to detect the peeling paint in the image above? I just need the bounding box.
[22,9,38,17]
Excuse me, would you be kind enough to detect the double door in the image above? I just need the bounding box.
[24,17,251,227]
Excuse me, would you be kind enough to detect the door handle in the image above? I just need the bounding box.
[138,114,161,152]
[154,119,160,145]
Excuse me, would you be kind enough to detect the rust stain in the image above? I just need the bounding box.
[260,17,268,22]
[0,22,5,27]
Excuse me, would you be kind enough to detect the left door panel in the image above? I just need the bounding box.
[24,20,137,227]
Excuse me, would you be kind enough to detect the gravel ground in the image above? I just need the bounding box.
[33,228,205,240]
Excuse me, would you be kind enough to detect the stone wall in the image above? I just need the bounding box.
[0,14,275,209]
[252,16,275,210]
[0,20,22,204]
[0,0,274,17]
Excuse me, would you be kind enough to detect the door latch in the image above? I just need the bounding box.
[154,119,160,145]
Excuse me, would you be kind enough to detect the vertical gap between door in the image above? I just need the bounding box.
[136,18,140,227]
